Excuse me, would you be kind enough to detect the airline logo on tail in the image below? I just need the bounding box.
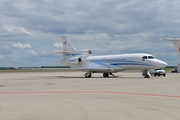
[64,41,67,45]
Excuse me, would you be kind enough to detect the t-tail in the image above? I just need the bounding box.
[161,38,180,58]
[53,35,92,65]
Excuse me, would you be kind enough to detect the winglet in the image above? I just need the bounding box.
[11,61,18,69]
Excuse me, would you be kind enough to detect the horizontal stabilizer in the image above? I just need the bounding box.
[42,51,73,56]
[161,38,180,41]
[161,38,180,58]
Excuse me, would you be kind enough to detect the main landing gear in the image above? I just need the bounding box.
[84,71,92,78]
[84,72,115,78]
[103,73,115,77]
[103,73,109,77]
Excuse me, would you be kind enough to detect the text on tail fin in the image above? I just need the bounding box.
[61,35,76,51]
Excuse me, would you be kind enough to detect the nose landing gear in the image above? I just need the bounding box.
[142,70,151,78]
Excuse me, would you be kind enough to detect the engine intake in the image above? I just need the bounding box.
[78,57,82,62]
[88,50,92,55]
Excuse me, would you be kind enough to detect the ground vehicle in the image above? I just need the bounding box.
[171,68,177,73]
[154,68,166,77]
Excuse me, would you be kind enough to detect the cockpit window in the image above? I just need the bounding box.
[148,56,155,59]
[142,56,147,59]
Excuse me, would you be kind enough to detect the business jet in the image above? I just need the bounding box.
[52,35,168,78]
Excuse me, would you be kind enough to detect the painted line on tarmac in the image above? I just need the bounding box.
[0,90,180,99]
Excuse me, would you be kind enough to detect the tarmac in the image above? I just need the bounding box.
[0,71,180,120]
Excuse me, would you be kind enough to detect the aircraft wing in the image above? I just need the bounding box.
[11,61,18,69]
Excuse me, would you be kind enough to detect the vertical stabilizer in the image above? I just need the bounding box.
[61,35,76,51]
[171,40,180,58]
[161,38,180,58]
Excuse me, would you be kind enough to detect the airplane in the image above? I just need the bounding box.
[51,35,168,78]
[161,38,180,58]
[161,38,180,73]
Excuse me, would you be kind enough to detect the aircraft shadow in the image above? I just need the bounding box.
[33,75,147,80]
[57,75,148,79]
[56,76,120,78]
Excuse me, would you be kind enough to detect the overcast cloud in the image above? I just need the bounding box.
[0,0,180,67]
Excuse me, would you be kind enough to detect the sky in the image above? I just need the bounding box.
[0,0,180,67]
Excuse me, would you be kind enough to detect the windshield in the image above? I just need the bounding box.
[142,56,155,60]
[148,56,155,59]
[142,56,147,59]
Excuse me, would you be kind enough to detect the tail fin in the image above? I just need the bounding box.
[61,35,76,51]
[161,38,180,58]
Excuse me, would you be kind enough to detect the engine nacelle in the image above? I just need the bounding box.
[67,57,83,64]
[88,50,92,55]
[78,49,92,57]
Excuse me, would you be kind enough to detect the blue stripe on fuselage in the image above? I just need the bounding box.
[90,60,153,66]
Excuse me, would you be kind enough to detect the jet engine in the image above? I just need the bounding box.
[88,50,92,55]
[80,49,92,57]
[67,57,83,64]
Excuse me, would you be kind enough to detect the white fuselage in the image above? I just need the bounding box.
[61,53,167,73]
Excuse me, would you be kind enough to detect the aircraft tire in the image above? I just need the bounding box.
[85,73,91,78]
[144,75,150,78]
[103,73,109,77]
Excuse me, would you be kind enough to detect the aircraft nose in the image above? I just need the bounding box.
[164,62,168,66]
[159,61,168,67]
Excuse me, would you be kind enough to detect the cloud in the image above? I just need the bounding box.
[1,0,180,66]
[28,50,38,55]
[12,42,32,49]
[3,25,33,36]
[53,43,62,48]
[0,55,3,59]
